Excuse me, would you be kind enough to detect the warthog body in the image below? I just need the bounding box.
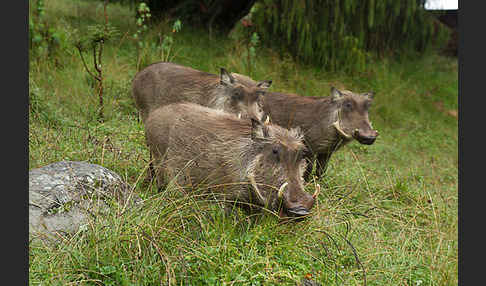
[231,73,378,180]
[132,62,272,122]
[145,103,316,217]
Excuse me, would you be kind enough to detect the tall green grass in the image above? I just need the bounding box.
[29,0,457,285]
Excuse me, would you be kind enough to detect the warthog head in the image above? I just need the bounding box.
[330,87,379,145]
[247,119,316,217]
[220,68,272,120]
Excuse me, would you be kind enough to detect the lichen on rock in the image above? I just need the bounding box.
[29,161,141,245]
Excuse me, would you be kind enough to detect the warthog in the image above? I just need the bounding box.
[144,103,318,217]
[132,62,272,122]
[231,73,378,180]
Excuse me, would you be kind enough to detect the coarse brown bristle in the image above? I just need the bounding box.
[267,124,305,151]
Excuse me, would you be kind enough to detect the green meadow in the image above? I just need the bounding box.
[29,0,458,285]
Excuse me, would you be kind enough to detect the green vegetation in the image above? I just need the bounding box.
[252,0,450,73]
[29,0,457,285]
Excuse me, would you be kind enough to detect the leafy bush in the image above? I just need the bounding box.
[29,0,70,61]
[252,0,450,73]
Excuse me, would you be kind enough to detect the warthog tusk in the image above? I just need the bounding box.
[332,121,352,139]
[313,183,321,199]
[278,182,288,199]
[238,113,242,119]
[248,176,267,206]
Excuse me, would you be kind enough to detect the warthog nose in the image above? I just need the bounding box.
[358,135,376,145]
[354,129,378,145]
[287,206,310,217]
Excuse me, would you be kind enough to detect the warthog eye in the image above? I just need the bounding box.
[232,89,243,100]
[272,147,280,161]
[258,105,263,114]
[343,101,353,110]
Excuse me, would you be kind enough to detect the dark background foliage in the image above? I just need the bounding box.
[128,0,452,72]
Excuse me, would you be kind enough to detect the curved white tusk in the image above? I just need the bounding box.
[278,182,288,199]
[248,176,267,206]
[313,183,321,199]
[237,113,242,119]
[332,121,352,139]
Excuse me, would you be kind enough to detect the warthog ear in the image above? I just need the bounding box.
[256,80,272,89]
[220,68,235,86]
[264,114,271,125]
[331,86,343,101]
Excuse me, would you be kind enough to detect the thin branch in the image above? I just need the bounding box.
[75,44,100,81]
[98,40,103,73]
[97,78,104,121]
[93,44,101,75]
[104,0,109,27]
[99,0,108,74]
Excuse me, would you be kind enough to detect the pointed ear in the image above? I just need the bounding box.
[256,80,272,89]
[263,114,271,125]
[220,68,235,86]
[363,91,374,99]
[331,87,342,101]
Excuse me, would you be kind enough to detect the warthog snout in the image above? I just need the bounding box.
[279,183,316,218]
[353,128,379,145]
[287,206,311,217]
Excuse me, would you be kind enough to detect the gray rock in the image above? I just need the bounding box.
[29,161,141,244]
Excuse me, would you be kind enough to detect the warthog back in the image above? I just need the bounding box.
[132,62,272,122]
